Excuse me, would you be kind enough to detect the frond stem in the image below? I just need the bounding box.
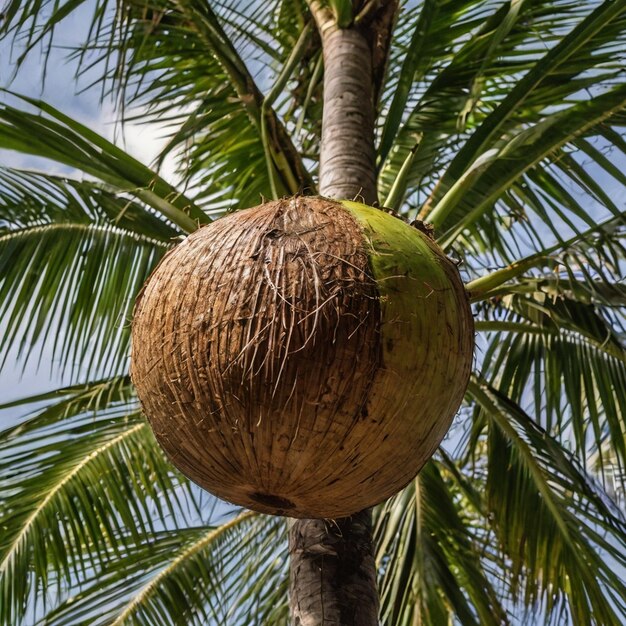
[465,212,626,301]
[261,22,313,198]
[475,321,626,363]
[382,136,421,211]
[0,221,174,248]
[174,1,312,195]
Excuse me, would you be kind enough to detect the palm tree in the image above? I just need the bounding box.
[1,0,625,624]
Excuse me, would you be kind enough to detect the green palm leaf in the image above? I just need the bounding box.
[423,0,626,215]
[465,212,626,299]
[467,376,626,624]
[378,0,626,266]
[0,1,314,210]
[28,512,289,626]
[374,461,508,626]
[0,94,207,230]
[0,385,195,625]
[477,285,626,468]
[0,169,173,377]
[431,86,626,246]
[121,0,313,205]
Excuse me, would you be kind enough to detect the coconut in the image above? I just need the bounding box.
[130,196,473,518]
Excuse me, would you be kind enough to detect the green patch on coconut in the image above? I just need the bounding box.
[131,196,473,518]
[340,200,474,498]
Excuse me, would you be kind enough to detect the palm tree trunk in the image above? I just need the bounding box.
[288,25,380,626]
[318,27,377,205]
[289,511,378,625]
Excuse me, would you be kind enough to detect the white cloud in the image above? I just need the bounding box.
[117,116,182,185]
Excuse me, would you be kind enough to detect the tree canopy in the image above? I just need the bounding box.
[0,1,625,624]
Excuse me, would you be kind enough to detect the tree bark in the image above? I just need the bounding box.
[288,18,380,626]
[289,511,378,625]
[318,27,377,205]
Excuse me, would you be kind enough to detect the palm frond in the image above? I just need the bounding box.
[0,1,315,211]
[378,0,626,265]
[0,93,207,231]
[466,376,626,625]
[42,513,288,626]
[465,211,625,299]
[139,1,312,201]
[0,169,172,378]
[423,0,626,216]
[0,375,133,438]
[0,378,203,626]
[430,85,626,247]
[475,280,626,473]
[374,461,508,626]
[378,0,495,171]
[466,204,626,486]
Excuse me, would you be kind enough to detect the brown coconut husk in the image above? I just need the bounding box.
[131,196,473,518]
